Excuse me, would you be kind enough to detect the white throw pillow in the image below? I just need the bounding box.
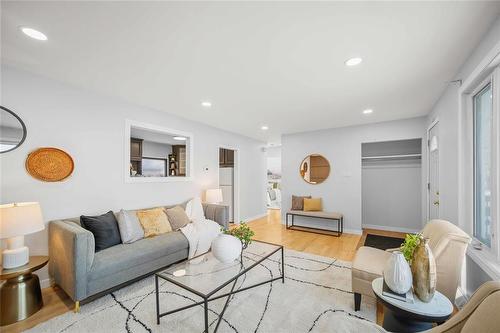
[185,197,205,222]
[117,209,144,243]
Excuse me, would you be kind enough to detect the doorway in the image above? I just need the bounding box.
[219,147,239,223]
[427,120,439,220]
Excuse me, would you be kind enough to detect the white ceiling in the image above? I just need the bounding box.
[2,2,499,143]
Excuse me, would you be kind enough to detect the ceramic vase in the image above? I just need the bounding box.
[411,238,437,302]
[383,251,413,294]
[211,234,242,263]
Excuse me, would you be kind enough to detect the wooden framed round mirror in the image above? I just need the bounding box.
[300,154,330,184]
[0,106,27,154]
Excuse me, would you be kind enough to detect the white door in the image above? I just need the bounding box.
[428,121,439,220]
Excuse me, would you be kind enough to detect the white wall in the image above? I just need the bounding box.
[0,66,267,284]
[266,146,281,176]
[362,159,422,233]
[281,117,426,234]
[425,18,500,297]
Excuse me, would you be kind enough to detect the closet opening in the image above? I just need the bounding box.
[361,139,423,233]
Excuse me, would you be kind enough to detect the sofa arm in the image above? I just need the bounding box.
[202,203,229,229]
[49,220,95,302]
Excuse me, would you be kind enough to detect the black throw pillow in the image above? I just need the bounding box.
[80,211,122,252]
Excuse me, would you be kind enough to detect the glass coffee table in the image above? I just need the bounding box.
[155,240,284,332]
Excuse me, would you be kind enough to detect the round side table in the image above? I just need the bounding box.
[0,256,49,326]
[372,277,453,333]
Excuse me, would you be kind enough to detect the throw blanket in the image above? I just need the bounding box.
[180,219,222,258]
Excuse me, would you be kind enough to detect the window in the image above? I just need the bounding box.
[473,82,493,247]
[142,158,167,177]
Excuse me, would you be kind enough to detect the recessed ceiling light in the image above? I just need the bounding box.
[362,109,373,114]
[261,125,269,131]
[20,27,47,41]
[173,136,187,141]
[345,57,362,67]
[201,101,212,108]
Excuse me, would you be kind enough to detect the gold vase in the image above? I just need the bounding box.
[411,238,436,302]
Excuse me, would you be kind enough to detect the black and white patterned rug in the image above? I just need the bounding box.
[28,246,384,333]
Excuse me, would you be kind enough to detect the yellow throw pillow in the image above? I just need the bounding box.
[136,208,172,237]
[303,198,322,211]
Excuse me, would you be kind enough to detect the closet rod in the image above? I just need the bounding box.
[361,153,421,160]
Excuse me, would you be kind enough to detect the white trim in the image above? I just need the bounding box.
[467,247,500,280]
[217,145,240,224]
[124,119,194,183]
[362,224,419,234]
[426,118,439,221]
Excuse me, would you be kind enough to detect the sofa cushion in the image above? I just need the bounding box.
[116,209,144,244]
[165,206,190,230]
[80,211,122,252]
[303,198,322,211]
[136,208,172,237]
[88,231,188,281]
[291,195,311,210]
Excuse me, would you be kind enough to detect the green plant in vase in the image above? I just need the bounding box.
[222,222,255,249]
[400,233,423,263]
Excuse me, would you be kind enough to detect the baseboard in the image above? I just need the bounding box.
[41,277,54,289]
[362,224,419,234]
[241,213,268,223]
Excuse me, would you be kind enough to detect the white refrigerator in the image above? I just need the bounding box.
[219,167,234,222]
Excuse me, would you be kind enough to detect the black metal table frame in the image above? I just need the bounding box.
[155,240,284,332]
[375,292,451,332]
[285,212,343,237]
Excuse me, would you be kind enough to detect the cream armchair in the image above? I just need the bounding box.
[352,220,471,311]
[424,281,500,333]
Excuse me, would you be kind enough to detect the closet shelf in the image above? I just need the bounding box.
[361,153,422,161]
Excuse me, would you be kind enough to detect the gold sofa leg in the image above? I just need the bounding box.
[74,301,80,313]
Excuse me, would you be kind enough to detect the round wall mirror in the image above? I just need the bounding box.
[300,154,330,184]
[0,106,27,154]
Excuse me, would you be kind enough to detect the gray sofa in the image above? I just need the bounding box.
[48,203,228,308]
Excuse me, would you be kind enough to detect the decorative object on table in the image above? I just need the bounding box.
[0,256,49,326]
[383,250,413,295]
[411,237,437,302]
[25,147,74,182]
[382,280,414,303]
[0,106,27,154]
[372,277,452,332]
[205,188,223,204]
[0,202,44,269]
[222,222,255,249]
[400,232,422,263]
[211,234,242,263]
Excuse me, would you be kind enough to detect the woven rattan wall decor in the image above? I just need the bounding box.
[26,147,74,182]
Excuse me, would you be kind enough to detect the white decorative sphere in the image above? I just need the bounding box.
[383,251,413,294]
[211,234,242,263]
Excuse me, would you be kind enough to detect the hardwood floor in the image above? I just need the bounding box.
[3,209,404,332]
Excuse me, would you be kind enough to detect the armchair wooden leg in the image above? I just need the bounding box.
[74,301,80,313]
[354,293,361,311]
